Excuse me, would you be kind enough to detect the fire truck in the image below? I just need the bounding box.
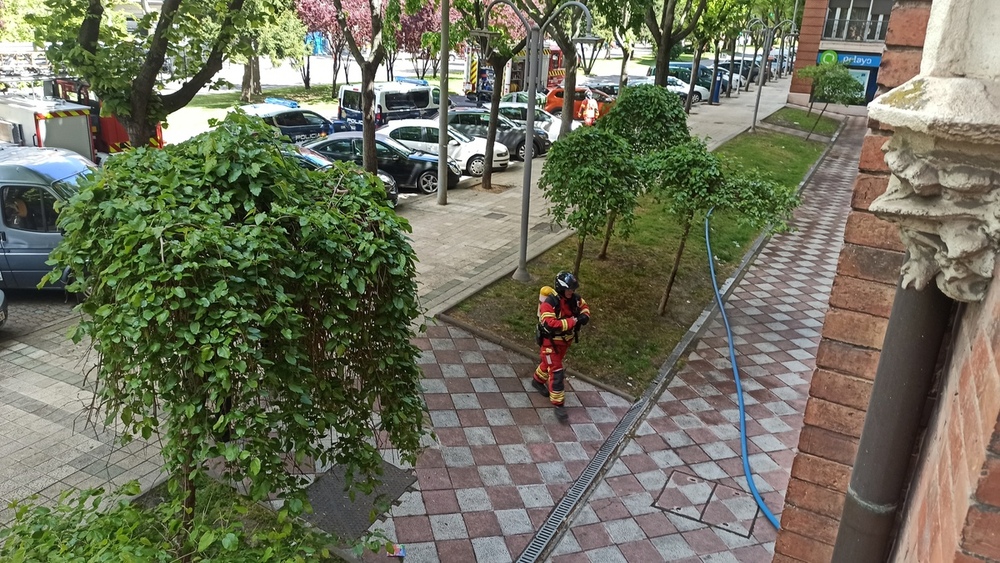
[0,95,95,161]
[50,78,164,154]
[465,42,565,95]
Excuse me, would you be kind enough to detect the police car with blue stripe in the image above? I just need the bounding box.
[240,98,348,143]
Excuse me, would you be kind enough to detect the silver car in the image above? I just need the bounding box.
[0,146,94,290]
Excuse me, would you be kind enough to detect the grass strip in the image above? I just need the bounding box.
[763,106,841,137]
[447,129,826,392]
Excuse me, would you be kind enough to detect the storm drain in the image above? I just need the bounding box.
[302,460,416,541]
[654,470,760,538]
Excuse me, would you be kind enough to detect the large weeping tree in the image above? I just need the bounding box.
[46,111,427,558]
[30,0,290,148]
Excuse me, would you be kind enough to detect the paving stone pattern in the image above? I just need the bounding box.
[548,117,867,562]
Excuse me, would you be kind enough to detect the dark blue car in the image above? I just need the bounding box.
[303,132,461,195]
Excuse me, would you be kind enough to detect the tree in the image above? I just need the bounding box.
[645,138,798,314]
[796,62,864,138]
[46,112,427,558]
[540,127,642,276]
[596,83,689,258]
[591,0,645,93]
[296,0,361,98]
[646,0,708,87]
[0,0,47,42]
[30,0,286,148]
[398,3,440,79]
[238,1,308,102]
[330,0,419,174]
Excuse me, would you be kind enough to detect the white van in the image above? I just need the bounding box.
[338,78,441,130]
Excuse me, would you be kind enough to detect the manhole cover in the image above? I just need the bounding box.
[654,470,760,538]
[484,212,506,220]
[302,459,416,540]
[531,222,563,233]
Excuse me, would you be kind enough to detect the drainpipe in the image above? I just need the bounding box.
[831,280,953,562]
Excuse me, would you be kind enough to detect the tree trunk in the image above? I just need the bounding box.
[726,39,737,97]
[618,46,632,93]
[684,40,703,113]
[331,54,341,98]
[251,56,261,96]
[482,59,506,191]
[300,54,311,89]
[240,62,253,102]
[178,444,197,563]
[598,211,616,260]
[124,118,157,150]
[657,215,692,316]
[652,0,679,87]
[343,58,350,85]
[573,236,586,278]
[746,46,760,92]
[361,62,379,174]
[806,102,829,141]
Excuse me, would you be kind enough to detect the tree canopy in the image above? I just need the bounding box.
[46,110,427,554]
[31,0,293,147]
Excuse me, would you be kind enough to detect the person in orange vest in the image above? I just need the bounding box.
[578,90,600,126]
[533,271,591,422]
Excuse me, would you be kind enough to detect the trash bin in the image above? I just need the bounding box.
[711,73,723,105]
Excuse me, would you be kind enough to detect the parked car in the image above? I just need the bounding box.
[449,91,493,108]
[447,107,551,161]
[303,132,461,195]
[0,146,95,290]
[498,102,579,141]
[666,76,710,103]
[282,144,399,205]
[500,91,547,106]
[240,98,342,143]
[543,87,615,120]
[585,82,622,98]
[378,119,508,177]
[647,63,731,93]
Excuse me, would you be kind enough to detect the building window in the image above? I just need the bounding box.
[823,0,891,42]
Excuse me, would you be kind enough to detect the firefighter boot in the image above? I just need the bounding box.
[531,379,549,398]
[554,405,568,422]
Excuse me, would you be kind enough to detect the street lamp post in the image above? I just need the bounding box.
[478,0,599,283]
[749,18,794,133]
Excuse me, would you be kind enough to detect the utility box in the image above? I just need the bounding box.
[0,96,94,161]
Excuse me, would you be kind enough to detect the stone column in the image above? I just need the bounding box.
[867,0,1000,303]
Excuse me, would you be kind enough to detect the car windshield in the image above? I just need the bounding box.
[51,169,95,200]
[497,115,519,129]
[295,146,335,168]
[447,127,472,143]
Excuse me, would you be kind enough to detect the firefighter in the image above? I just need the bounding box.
[533,271,591,422]
[578,90,600,126]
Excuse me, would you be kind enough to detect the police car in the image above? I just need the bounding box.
[240,98,344,143]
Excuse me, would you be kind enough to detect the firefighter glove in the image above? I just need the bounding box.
[576,315,589,327]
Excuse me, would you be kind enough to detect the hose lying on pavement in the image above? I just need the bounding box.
[704,207,781,530]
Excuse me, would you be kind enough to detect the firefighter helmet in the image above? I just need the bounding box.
[555,271,579,293]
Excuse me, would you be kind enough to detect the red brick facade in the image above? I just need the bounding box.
[790,0,829,96]
[775,1,934,561]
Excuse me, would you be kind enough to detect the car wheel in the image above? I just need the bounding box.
[377,172,399,204]
[516,141,526,161]
[417,170,439,194]
[467,155,486,177]
[692,91,702,103]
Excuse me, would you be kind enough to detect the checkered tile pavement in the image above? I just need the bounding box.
[361,323,634,562]
[549,117,867,561]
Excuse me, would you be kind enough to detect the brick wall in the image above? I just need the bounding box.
[774,1,933,561]
[891,267,1000,562]
[790,0,828,96]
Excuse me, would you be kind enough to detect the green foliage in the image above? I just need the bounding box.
[797,63,865,106]
[0,0,48,42]
[0,482,338,561]
[598,84,691,157]
[540,127,642,242]
[45,111,427,522]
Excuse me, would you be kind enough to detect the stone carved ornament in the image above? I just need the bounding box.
[870,130,1000,302]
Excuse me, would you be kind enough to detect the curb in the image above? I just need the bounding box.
[436,313,636,401]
